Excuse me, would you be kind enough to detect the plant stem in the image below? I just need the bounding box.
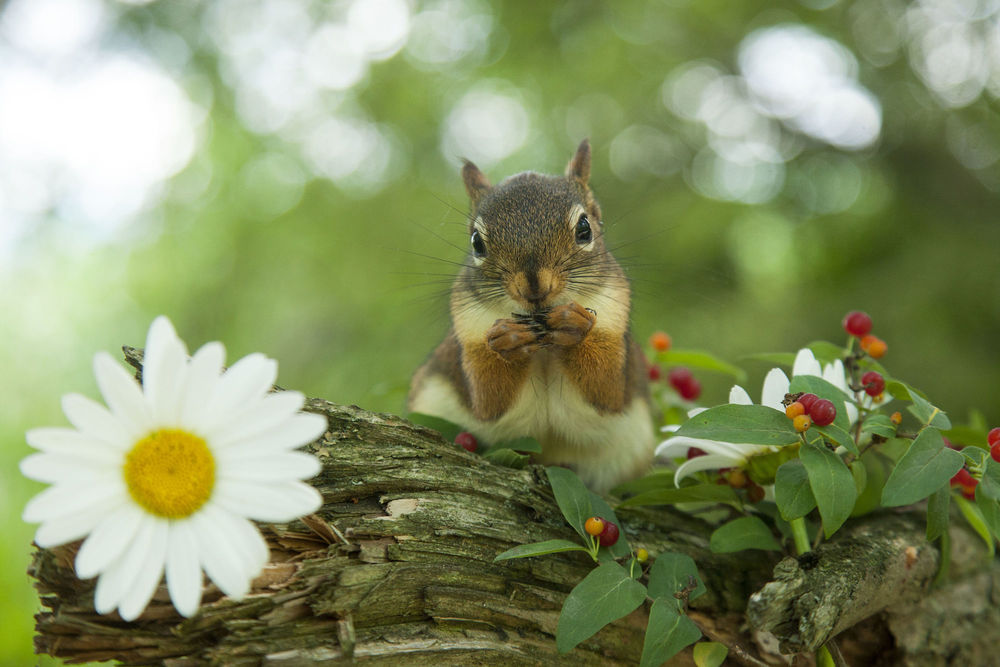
[790,517,811,555]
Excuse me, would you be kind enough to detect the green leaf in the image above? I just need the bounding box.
[812,422,858,455]
[618,483,739,508]
[639,599,702,667]
[494,539,589,561]
[489,436,542,453]
[975,486,1000,543]
[775,459,817,521]
[709,516,781,553]
[673,405,799,447]
[788,375,853,432]
[881,428,964,507]
[977,456,1000,501]
[800,440,857,538]
[955,495,996,557]
[693,641,729,667]
[905,386,952,430]
[925,484,951,542]
[611,468,675,497]
[589,492,630,559]
[861,414,898,440]
[546,467,594,540]
[851,451,889,517]
[556,561,648,654]
[657,348,747,383]
[482,448,530,468]
[647,552,706,603]
[407,412,462,441]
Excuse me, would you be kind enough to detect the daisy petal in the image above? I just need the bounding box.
[75,505,145,579]
[221,413,327,457]
[792,348,821,377]
[216,451,321,482]
[202,354,277,430]
[20,452,119,485]
[166,521,203,617]
[94,352,150,439]
[192,510,252,599]
[33,493,125,548]
[23,481,123,524]
[211,391,307,449]
[178,342,225,432]
[728,385,753,405]
[213,479,322,522]
[143,316,189,426]
[61,394,131,450]
[118,520,168,621]
[25,427,122,462]
[94,519,156,615]
[760,368,790,411]
[203,507,270,575]
[674,454,744,486]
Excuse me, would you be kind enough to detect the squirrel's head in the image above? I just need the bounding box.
[458,139,623,314]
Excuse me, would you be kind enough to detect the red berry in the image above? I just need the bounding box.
[686,447,706,459]
[584,517,605,537]
[668,367,701,400]
[598,520,620,547]
[842,311,873,337]
[991,442,1000,464]
[962,485,977,500]
[809,399,837,426]
[455,431,478,452]
[648,364,662,381]
[951,467,976,487]
[797,393,819,412]
[860,371,885,397]
[746,482,766,504]
[988,427,1000,447]
[650,331,672,352]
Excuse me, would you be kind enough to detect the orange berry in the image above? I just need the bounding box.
[785,402,806,419]
[890,411,902,425]
[650,331,672,352]
[584,517,605,536]
[793,414,812,432]
[860,334,887,359]
[727,469,748,488]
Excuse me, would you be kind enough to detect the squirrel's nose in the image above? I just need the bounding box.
[513,268,558,309]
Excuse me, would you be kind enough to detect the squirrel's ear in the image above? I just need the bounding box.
[462,160,491,207]
[565,138,591,186]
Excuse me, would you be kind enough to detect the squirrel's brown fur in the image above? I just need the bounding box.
[409,140,654,491]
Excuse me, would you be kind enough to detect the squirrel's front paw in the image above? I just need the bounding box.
[488,319,540,362]
[545,302,595,347]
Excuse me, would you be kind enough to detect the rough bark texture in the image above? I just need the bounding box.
[26,350,1000,665]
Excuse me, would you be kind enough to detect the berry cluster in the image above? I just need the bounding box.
[785,393,837,432]
[842,310,887,359]
[990,427,1000,463]
[646,330,701,399]
[584,516,620,546]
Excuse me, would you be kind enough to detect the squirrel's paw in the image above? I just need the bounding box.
[488,319,540,362]
[545,302,595,347]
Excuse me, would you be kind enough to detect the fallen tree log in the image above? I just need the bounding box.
[26,350,999,665]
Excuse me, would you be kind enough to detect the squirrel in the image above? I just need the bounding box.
[408,139,654,491]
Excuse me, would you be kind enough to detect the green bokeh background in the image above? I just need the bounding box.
[3,0,999,662]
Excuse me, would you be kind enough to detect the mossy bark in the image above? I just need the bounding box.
[26,351,1000,664]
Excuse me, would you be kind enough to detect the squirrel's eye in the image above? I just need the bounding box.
[575,214,592,245]
[471,229,487,258]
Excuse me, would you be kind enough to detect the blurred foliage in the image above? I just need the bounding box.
[2,0,999,662]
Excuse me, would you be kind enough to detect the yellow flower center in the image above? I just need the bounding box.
[124,429,215,519]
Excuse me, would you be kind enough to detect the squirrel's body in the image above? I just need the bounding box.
[409,141,654,491]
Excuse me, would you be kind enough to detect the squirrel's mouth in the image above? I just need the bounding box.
[508,268,565,312]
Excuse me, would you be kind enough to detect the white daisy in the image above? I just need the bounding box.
[20,316,327,621]
[656,348,857,485]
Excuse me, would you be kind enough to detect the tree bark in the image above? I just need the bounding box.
[26,350,1000,665]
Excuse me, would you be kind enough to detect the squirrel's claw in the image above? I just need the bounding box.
[545,302,595,348]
